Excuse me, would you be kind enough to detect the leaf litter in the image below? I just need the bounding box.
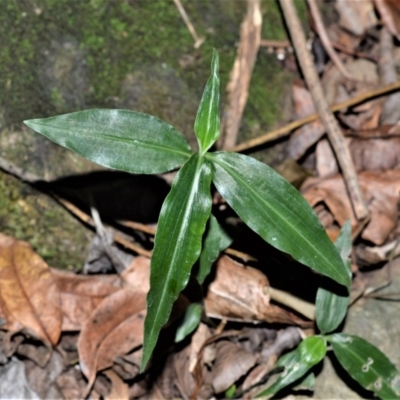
[3,0,400,398]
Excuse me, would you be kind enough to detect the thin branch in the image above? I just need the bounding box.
[173,0,204,49]
[264,286,315,320]
[218,0,262,150]
[280,0,368,221]
[307,0,355,80]
[232,80,400,153]
[260,39,290,48]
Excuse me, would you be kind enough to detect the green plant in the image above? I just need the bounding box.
[24,50,397,397]
[256,221,400,399]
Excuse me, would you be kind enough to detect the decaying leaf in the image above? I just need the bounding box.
[212,340,258,394]
[77,288,146,391]
[288,82,325,160]
[335,0,377,36]
[51,269,122,331]
[120,255,150,293]
[0,233,61,347]
[204,256,309,326]
[374,0,400,41]
[302,170,400,245]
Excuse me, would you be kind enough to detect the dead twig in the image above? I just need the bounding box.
[119,220,257,262]
[259,39,290,48]
[231,80,400,153]
[263,286,315,320]
[281,0,368,220]
[173,0,204,49]
[56,196,152,258]
[307,0,355,81]
[218,0,262,150]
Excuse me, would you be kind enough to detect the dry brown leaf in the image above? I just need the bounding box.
[316,136,400,177]
[51,269,122,331]
[78,288,146,391]
[189,322,213,373]
[375,0,400,41]
[335,0,377,36]
[288,82,325,160]
[302,170,400,245]
[204,256,308,326]
[104,370,130,400]
[0,233,61,346]
[350,138,400,171]
[56,367,88,400]
[120,255,150,293]
[212,340,258,394]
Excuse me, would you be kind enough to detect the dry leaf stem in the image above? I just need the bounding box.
[232,80,400,153]
[264,286,315,320]
[173,0,204,49]
[307,0,354,80]
[277,0,368,219]
[218,0,262,150]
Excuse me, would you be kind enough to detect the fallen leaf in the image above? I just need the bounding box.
[77,288,146,391]
[51,269,122,331]
[302,170,400,245]
[120,255,150,293]
[0,233,61,346]
[104,370,129,400]
[204,256,309,326]
[288,82,325,160]
[211,340,258,393]
[374,0,400,41]
[335,0,377,36]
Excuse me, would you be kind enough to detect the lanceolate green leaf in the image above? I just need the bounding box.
[329,334,400,399]
[24,109,193,174]
[197,214,232,284]
[194,49,220,155]
[175,303,203,343]
[142,154,212,370]
[256,336,326,397]
[209,152,350,287]
[316,220,352,334]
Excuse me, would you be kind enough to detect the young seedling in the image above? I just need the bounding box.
[25,49,350,374]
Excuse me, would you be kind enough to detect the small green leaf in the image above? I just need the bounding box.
[194,49,220,155]
[329,334,400,400]
[25,109,193,174]
[225,383,236,399]
[175,303,203,343]
[316,220,351,334]
[256,336,326,397]
[208,152,350,287]
[141,154,212,370]
[333,219,353,262]
[197,214,232,284]
[294,371,316,391]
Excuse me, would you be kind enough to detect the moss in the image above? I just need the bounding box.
[0,172,90,270]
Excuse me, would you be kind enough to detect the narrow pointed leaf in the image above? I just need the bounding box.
[330,334,400,399]
[194,49,220,155]
[256,336,326,397]
[142,154,212,370]
[197,214,232,284]
[209,152,350,287]
[24,109,193,174]
[316,220,352,334]
[175,303,203,343]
